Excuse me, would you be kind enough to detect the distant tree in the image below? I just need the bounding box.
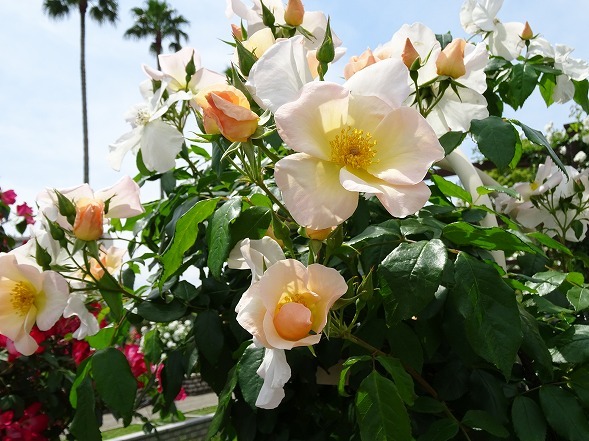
[43,0,118,185]
[124,0,190,70]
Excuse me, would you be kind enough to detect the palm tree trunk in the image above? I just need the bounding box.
[79,0,89,184]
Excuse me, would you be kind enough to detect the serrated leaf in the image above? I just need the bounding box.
[551,325,589,364]
[231,205,272,244]
[438,131,466,155]
[206,365,238,439]
[355,371,413,441]
[136,298,187,322]
[339,355,372,397]
[92,348,137,421]
[379,240,446,325]
[511,120,568,176]
[443,222,540,253]
[237,346,264,408]
[69,377,101,441]
[161,198,218,283]
[417,418,459,441]
[527,231,573,256]
[573,79,589,114]
[462,409,508,438]
[161,350,185,411]
[512,396,546,441]
[539,385,589,441]
[376,356,415,405]
[452,252,522,378]
[207,197,242,279]
[507,63,539,109]
[476,185,519,199]
[194,310,224,364]
[567,286,589,311]
[470,116,518,170]
[539,73,556,107]
[431,175,472,203]
[519,306,553,381]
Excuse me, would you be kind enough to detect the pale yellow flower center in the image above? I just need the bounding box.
[530,181,539,191]
[330,126,378,170]
[11,282,35,317]
[135,108,151,126]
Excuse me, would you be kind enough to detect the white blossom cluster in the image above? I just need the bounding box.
[140,319,192,351]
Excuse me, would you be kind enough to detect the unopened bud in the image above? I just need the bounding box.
[343,48,378,80]
[284,0,305,27]
[231,24,243,41]
[73,198,104,241]
[436,38,467,79]
[521,21,533,40]
[402,38,420,70]
[305,226,336,241]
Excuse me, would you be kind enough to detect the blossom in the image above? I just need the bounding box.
[37,175,144,240]
[228,237,285,282]
[343,48,379,80]
[108,81,185,173]
[0,253,69,355]
[142,47,226,97]
[87,246,126,281]
[194,84,259,142]
[284,0,304,26]
[16,203,35,225]
[273,62,444,229]
[0,189,17,205]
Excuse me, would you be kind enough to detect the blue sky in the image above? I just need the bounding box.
[2,0,589,207]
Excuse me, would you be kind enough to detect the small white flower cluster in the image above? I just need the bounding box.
[140,319,192,351]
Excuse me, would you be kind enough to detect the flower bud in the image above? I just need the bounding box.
[343,48,378,80]
[284,0,305,27]
[195,84,259,142]
[402,38,420,70]
[521,21,533,40]
[231,24,244,41]
[73,198,104,241]
[436,38,467,79]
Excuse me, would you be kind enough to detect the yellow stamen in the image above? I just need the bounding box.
[330,126,378,170]
[11,282,35,316]
[530,182,539,191]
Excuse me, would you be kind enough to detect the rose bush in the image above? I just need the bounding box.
[3,0,589,439]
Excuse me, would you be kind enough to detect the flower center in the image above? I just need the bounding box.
[273,292,317,341]
[135,107,151,126]
[330,126,377,170]
[11,282,35,317]
[530,181,540,191]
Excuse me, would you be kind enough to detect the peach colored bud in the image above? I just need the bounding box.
[73,198,104,241]
[265,225,285,248]
[231,24,243,41]
[305,226,335,241]
[343,48,378,80]
[195,84,259,142]
[436,38,467,79]
[521,21,533,40]
[402,38,420,69]
[274,302,313,340]
[88,246,126,280]
[284,0,305,27]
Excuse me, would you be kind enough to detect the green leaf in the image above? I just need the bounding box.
[417,418,459,441]
[551,325,589,364]
[206,365,238,439]
[511,120,568,175]
[452,252,522,377]
[136,298,187,322]
[234,37,258,76]
[443,222,540,253]
[462,409,509,438]
[339,355,372,397]
[431,175,472,203]
[539,385,589,441]
[376,356,415,405]
[355,371,413,441]
[438,131,466,155]
[519,306,553,381]
[567,286,589,311]
[92,348,137,421]
[161,198,218,283]
[142,329,163,364]
[476,185,519,199]
[512,396,546,441]
[69,377,101,441]
[470,116,518,169]
[207,197,242,279]
[161,350,186,411]
[86,327,116,350]
[526,271,567,296]
[379,240,447,325]
[527,231,573,256]
[573,79,589,114]
[539,73,556,107]
[194,310,225,364]
[231,205,272,244]
[237,346,264,408]
[100,289,124,321]
[507,63,539,109]
[411,396,446,414]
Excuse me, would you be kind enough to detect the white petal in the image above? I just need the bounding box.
[426,88,489,135]
[63,293,100,339]
[552,75,575,104]
[141,120,185,173]
[108,128,142,171]
[487,22,525,61]
[95,175,144,219]
[255,348,291,409]
[36,271,69,331]
[228,237,285,281]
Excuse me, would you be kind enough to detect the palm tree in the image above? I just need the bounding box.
[124,0,190,70]
[43,0,118,185]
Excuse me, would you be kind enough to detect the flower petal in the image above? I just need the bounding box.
[95,175,144,219]
[35,271,69,331]
[141,120,185,173]
[108,128,142,171]
[275,82,349,160]
[426,87,489,135]
[275,154,358,229]
[369,107,444,184]
[228,237,286,281]
[306,264,348,331]
[255,348,291,409]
